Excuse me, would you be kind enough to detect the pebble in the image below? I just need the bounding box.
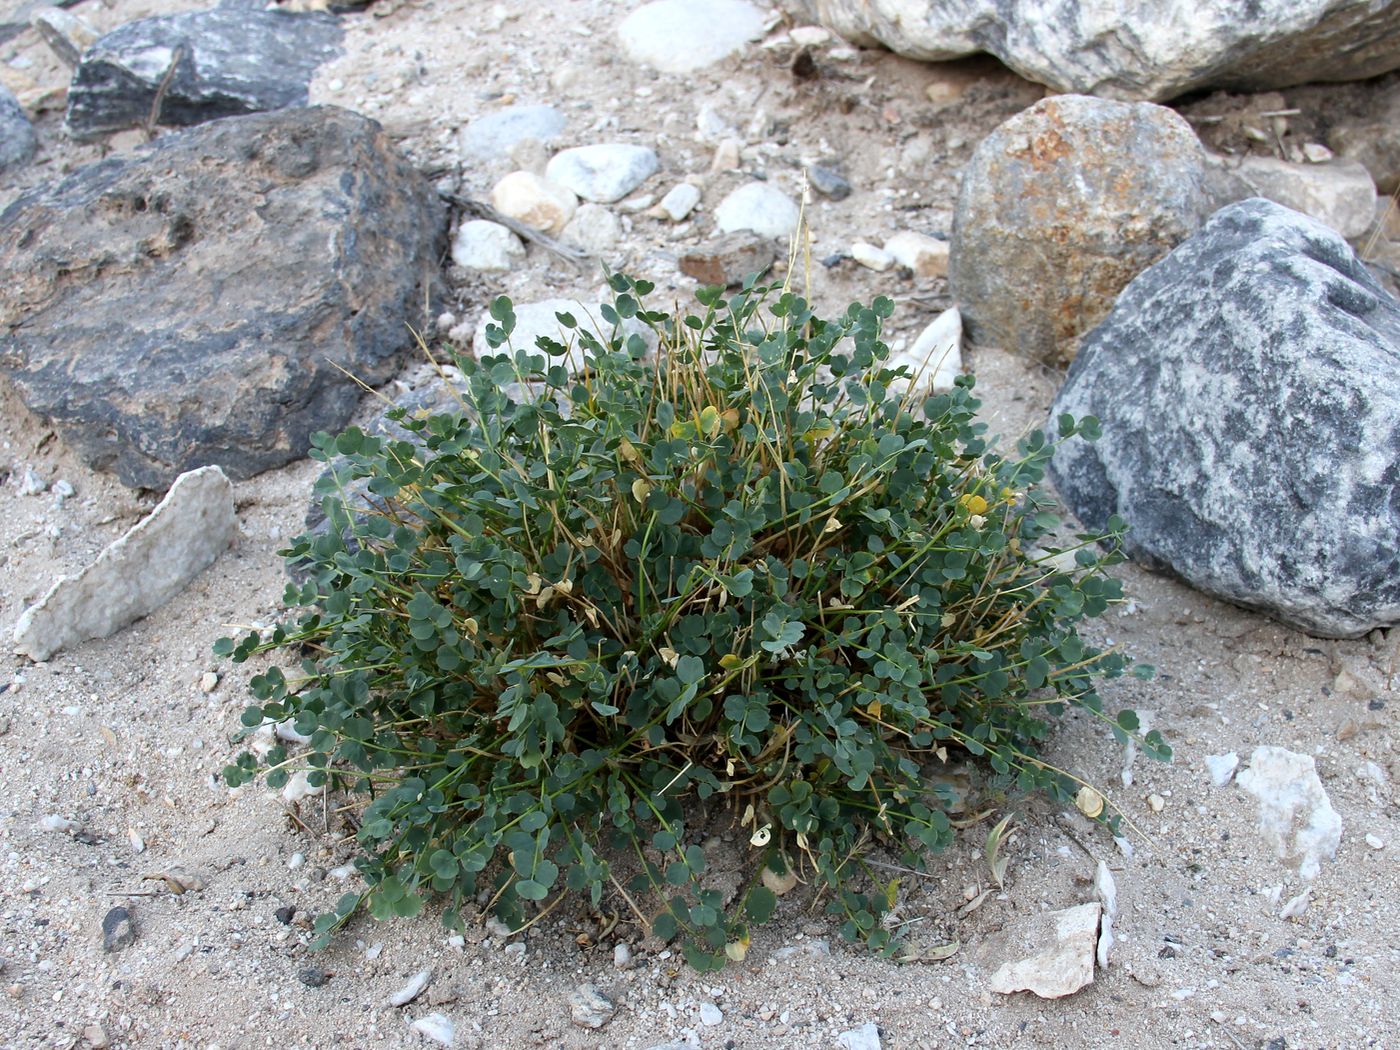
[127,827,145,853]
[1366,833,1385,849]
[613,942,633,969]
[619,0,767,74]
[198,671,219,693]
[808,164,852,199]
[1302,142,1335,163]
[101,907,135,953]
[568,983,616,1029]
[298,966,331,988]
[710,138,742,173]
[81,1023,109,1048]
[490,171,577,235]
[545,144,658,204]
[40,814,76,834]
[51,478,75,501]
[657,182,701,221]
[838,1022,882,1050]
[561,203,622,255]
[390,968,433,1007]
[1147,793,1166,812]
[1205,751,1239,787]
[698,1001,723,1026]
[891,306,962,392]
[714,182,800,239]
[30,6,99,68]
[450,219,526,271]
[275,906,296,925]
[789,25,832,47]
[459,104,565,162]
[850,241,894,271]
[883,230,950,278]
[282,769,324,804]
[409,1012,456,1046]
[18,467,47,495]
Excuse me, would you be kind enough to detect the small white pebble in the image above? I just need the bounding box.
[850,241,894,271]
[1147,793,1165,813]
[199,671,220,693]
[699,1002,723,1026]
[1366,833,1384,849]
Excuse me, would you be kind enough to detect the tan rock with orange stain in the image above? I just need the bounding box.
[950,95,1212,367]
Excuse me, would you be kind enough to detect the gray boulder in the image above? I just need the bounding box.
[0,82,36,170]
[65,7,341,139]
[1050,198,1400,638]
[950,95,1212,367]
[0,106,445,490]
[1328,81,1400,195]
[796,0,1400,102]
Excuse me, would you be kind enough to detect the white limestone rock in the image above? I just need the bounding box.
[989,901,1102,999]
[1236,746,1342,881]
[450,220,526,271]
[545,144,658,204]
[490,170,577,235]
[1226,155,1377,240]
[795,0,1400,102]
[14,466,236,661]
[884,230,949,278]
[714,182,800,239]
[619,0,767,74]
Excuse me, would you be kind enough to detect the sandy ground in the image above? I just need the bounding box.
[1,1,1397,1048]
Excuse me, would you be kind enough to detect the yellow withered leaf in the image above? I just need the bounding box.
[1075,785,1105,819]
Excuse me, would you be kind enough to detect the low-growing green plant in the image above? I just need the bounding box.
[219,273,1168,967]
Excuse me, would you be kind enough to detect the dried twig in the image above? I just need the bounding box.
[441,191,594,271]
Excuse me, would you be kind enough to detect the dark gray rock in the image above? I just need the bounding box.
[0,106,445,490]
[102,906,135,952]
[809,164,851,200]
[950,95,1213,367]
[65,7,341,139]
[797,0,1400,102]
[0,82,36,171]
[1050,198,1400,638]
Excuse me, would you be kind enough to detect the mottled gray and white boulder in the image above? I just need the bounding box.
[950,95,1212,367]
[796,0,1400,101]
[0,106,445,490]
[1050,198,1400,638]
[0,82,36,170]
[65,6,342,138]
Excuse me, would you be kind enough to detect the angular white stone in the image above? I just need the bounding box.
[714,182,800,239]
[282,769,323,804]
[409,1013,455,1046]
[620,0,767,74]
[850,241,894,271]
[451,220,525,271]
[884,230,950,278]
[989,901,1101,999]
[490,171,577,235]
[14,466,235,661]
[1236,746,1342,881]
[658,182,701,221]
[888,306,962,393]
[546,144,658,204]
[561,203,622,255]
[837,1022,882,1050]
[1205,751,1239,787]
[1229,156,1377,239]
[390,969,433,1007]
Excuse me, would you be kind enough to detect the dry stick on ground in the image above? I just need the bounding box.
[441,191,594,271]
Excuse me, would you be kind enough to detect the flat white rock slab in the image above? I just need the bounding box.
[13,466,236,661]
[619,0,767,74]
[989,901,1101,999]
